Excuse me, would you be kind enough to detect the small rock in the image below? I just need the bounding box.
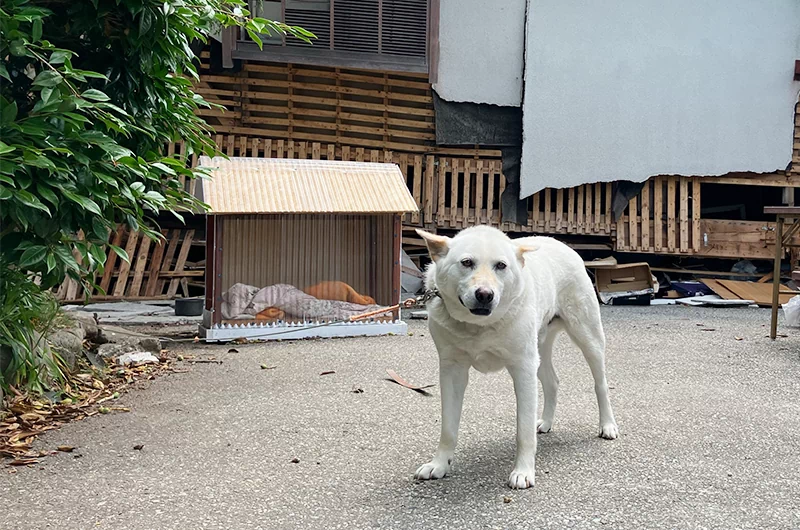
[116,351,159,366]
[67,312,99,341]
[503,496,512,504]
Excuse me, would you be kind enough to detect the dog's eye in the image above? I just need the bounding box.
[460,258,474,268]
[495,262,507,271]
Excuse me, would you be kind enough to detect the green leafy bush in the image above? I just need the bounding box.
[0,0,312,392]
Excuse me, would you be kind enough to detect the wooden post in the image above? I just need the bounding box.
[641,180,650,251]
[392,214,402,321]
[679,177,689,253]
[654,177,663,251]
[667,177,677,252]
[770,214,783,340]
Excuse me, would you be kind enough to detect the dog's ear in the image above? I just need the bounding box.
[516,244,538,266]
[416,229,451,262]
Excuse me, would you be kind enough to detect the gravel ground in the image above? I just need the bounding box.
[2,306,800,530]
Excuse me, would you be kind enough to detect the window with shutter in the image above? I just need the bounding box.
[238,0,430,72]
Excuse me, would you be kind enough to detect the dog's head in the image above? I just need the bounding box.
[417,226,536,325]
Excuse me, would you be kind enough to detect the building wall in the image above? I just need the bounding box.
[432,0,526,106]
[519,0,800,197]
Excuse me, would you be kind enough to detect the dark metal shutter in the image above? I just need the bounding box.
[285,0,331,47]
[381,0,427,57]
[333,0,380,54]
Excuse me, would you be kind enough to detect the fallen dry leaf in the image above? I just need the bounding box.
[56,446,75,453]
[133,444,144,450]
[735,336,744,341]
[290,457,300,464]
[385,369,435,396]
[228,348,239,353]
[320,370,336,376]
[8,458,39,466]
[2,352,176,465]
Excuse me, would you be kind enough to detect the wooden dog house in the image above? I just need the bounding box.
[198,156,418,342]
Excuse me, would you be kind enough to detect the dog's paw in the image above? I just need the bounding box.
[508,468,535,489]
[536,419,553,434]
[414,460,450,481]
[599,421,619,440]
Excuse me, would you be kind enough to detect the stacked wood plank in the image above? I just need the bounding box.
[55,227,201,303]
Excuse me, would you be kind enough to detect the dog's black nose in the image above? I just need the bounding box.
[475,288,494,304]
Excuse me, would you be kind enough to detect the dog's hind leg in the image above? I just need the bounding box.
[562,306,619,440]
[536,320,562,434]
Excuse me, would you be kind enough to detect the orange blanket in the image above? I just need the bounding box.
[255,307,285,321]
[303,281,375,305]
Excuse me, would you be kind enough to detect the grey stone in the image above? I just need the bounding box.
[96,325,161,358]
[47,328,83,371]
[66,312,99,341]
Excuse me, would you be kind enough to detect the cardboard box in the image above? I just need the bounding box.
[594,263,655,305]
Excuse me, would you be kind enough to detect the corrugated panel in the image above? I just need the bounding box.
[220,214,395,319]
[199,156,418,214]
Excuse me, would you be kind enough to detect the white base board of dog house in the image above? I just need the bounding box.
[200,319,408,342]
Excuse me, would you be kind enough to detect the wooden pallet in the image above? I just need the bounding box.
[55,227,201,303]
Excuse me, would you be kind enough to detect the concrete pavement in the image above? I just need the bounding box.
[2,306,800,529]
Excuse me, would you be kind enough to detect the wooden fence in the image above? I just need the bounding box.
[56,227,201,303]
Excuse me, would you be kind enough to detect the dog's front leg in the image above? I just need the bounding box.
[414,358,469,481]
[507,359,538,489]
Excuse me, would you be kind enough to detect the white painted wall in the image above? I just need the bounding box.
[519,0,800,198]
[433,0,526,106]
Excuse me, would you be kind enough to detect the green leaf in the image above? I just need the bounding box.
[82,89,110,102]
[9,40,27,57]
[45,252,57,273]
[0,142,14,155]
[49,50,71,65]
[91,217,109,240]
[109,244,130,264]
[88,244,107,267]
[14,190,50,214]
[246,28,263,50]
[31,70,62,88]
[19,246,48,268]
[32,19,42,41]
[36,184,58,205]
[0,186,11,200]
[1,101,18,125]
[62,190,102,215]
[0,63,9,82]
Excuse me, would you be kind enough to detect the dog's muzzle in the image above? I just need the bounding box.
[460,288,494,316]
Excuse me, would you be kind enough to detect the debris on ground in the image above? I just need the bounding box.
[1,354,176,465]
[384,369,435,396]
[133,444,144,450]
[290,457,300,464]
[260,364,276,370]
[351,386,364,394]
[591,262,657,305]
[702,279,798,307]
[320,370,336,376]
[116,352,160,366]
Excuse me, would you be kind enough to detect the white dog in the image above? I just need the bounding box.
[414,226,618,489]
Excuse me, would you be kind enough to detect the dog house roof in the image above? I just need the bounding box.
[197,156,418,214]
